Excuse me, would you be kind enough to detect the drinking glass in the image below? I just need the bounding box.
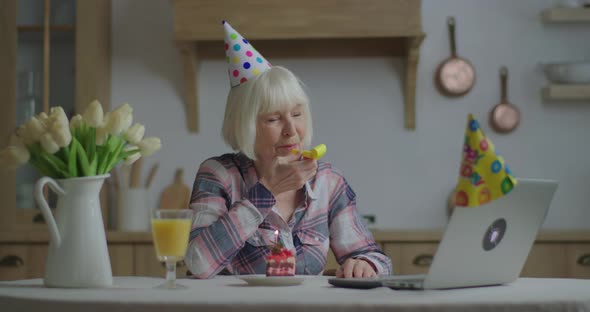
[151,209,193,289]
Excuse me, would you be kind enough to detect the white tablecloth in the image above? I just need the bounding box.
[1,276,590,312]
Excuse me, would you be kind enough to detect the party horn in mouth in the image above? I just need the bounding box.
[291,144,327,160]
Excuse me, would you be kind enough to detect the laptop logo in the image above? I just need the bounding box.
[483,218,507,251]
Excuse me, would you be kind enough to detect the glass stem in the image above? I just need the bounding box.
[165,261,177,288]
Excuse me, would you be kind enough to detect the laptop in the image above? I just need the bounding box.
[328,178,558,290]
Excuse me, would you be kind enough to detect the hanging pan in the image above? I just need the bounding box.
[435,17,476,97]
[490,66,520,134]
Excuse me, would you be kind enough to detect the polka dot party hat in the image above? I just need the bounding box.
[222,20,272,87]
[454,114,517,207]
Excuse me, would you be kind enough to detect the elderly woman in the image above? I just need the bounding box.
[185,22,391,279]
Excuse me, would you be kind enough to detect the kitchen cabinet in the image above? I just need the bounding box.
[540,7,590,101]
[521,243,568,277]
[315,230,590,278]
[134,244,190,278]
[375,230,590,278]
[109,244,134,276]
[395,243,438,275]
[566,243,590,278]
[27,244,48,278]
[0,244,134,279]
[0,0,112,231]
[2,230,589,281]
[0,244,28,280]
[0,232,134,280]
[171,0,425,131]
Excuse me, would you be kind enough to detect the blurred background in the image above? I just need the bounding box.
[7,0,590,230]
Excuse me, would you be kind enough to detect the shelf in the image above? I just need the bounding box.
[171,0,425,132]
[541,7,590,23]
[543,84,590,100]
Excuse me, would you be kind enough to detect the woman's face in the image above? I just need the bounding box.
[254,103,307,162]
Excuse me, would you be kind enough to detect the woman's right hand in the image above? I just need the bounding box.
[259,158,317,196]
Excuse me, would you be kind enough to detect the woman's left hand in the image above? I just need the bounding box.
[335,258,377,278]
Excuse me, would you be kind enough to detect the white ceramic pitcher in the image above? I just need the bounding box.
[34,174,113,288]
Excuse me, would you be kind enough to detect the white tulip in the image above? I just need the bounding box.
[137,137,161,157]
[82,100,104,128]
[40,133,60,154]
[123,145,141,165]
[37,112,50,128]
[104,114,132,137]
[125,123,145,144]
[13,145,30,164]
[0,145,30,169]
[119,113,133,133]
[38,112,49,119]
[104,112,125,136]
[112,103,133,117]
[70,114,84,131]
[108,103,133,134]
[50,122,72,147]
[95,126,109,146]
[49,106,69,129]
[16,126,34,145]
[24,117,46,143]
[102,112,111,125]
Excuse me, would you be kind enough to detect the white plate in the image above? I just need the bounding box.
[238,275,306,286]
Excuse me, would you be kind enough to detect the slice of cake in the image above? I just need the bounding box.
[266,243,295,276]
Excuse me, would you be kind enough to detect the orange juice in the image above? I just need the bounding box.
[151,219,191,261]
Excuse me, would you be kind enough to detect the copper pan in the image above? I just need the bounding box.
[435,17,476,97]
[490,66,520,134]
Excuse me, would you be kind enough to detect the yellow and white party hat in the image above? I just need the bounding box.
[222,20,272,87]
[454,114,517,207]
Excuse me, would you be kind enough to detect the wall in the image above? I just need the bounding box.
[111,0,590,229]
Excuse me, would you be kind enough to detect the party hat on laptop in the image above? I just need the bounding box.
[454,114,517,207]
[222,20,272,87]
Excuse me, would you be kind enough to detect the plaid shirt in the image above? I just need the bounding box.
[185,153,392,278]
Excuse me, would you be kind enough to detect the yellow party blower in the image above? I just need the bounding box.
[291,144,327,160]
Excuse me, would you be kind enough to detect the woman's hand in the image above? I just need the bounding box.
[336,258,377,278]
[259,158,317,196]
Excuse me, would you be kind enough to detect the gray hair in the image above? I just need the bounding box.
[222,66,313,159]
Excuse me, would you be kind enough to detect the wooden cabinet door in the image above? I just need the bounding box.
[566,244,590,279]
[135,244,162,277]
[0,244,28,281]
[4,243,135,279]
[109,244,134,276]
[134,244,190,278]
[398,243,438,275]
[27,244,48,279]
[382,243,402,275]
[323,249,339,275]
[521,243,567,278]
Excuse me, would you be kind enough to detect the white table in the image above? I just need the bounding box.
[1,276,590,312]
